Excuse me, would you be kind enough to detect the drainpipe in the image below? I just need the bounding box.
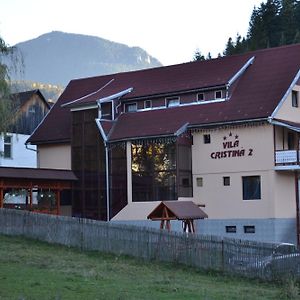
[295,172,300,246]
[105,142,110,221]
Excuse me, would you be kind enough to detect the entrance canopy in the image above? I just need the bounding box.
[0,166,77,214]
[147,201,208,233]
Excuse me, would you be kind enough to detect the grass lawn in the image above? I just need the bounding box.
[0,234,297,300]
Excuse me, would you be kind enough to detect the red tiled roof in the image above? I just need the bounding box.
[28,44,300,144]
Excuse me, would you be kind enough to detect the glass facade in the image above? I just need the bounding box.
[131,137,192,202]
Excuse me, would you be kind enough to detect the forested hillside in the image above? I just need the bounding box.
[224,0,300,55]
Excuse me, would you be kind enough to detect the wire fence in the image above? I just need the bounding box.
[0,208,299,281]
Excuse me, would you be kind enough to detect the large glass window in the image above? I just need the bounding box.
[242,176,261,200]
[132,142,177,202]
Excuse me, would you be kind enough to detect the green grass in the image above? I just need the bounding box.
[0,234,296,300]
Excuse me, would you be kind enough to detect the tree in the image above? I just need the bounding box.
[0,36,21,133]
[193,49,206,61]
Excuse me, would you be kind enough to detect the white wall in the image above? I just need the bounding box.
[0,133,37,168]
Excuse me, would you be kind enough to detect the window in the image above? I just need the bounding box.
[197,93,205,102]
[4,135,12,159]
[131,142,177,202]
[215,90,222,99]
[144,100,152,109]
[223,176,230,186]
[292,90,298,107]
[288,132,295,150]
[244,225,255,233]
[226,226,236,233]
[100,102,112,120]
[166,97,180,107]
[196,177,203,187]
[203,134,211,144]
[125,103,137,112]
[242,176,261,200]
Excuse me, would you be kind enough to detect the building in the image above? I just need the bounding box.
[27,44,300,244]
[0,89,50,168]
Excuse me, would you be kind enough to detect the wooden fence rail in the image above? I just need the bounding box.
[0,209,299,281]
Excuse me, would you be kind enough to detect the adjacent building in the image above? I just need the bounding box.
[27,44,300,244]
[1,89,50,168]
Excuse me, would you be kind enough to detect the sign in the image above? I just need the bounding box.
[210,132,253,159]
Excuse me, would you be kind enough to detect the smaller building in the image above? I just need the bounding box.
[0,89,50,168]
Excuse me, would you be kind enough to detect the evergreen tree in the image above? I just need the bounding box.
[222,0,300,56]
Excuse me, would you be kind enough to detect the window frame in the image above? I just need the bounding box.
[144,100,152,109]
[223,176,230,186]
[244,225,255,234]
[292,90,298,108]
[165,97,180,108]
[3,134,13,159]
[215,90,222,99]
[125,102,137,112]
[242,176,261,200]
[203,134,211,144]
[197,93,205,102]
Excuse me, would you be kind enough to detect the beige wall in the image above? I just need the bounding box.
[38,143,71,170]
[192,124,282,219]
[275,84,300,123]
[273,171,296,218]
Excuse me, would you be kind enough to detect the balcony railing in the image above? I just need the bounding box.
[275,150,300,166]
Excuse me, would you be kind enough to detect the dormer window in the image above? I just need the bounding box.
[215,90,222,99]
[100,102,112,120]
[144,100,152,109]
[197,93,205,102]
[125,102,137,112]
[292,90,298,107]
[166,97,180,107]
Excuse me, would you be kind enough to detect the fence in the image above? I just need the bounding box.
[0,208,299,281]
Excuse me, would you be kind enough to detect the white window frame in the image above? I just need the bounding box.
[215,90,222,99]
[166,97,180,108]
[144,100,152,109]
[125,102,137,112]
[197,93,205,102]
[3,134,12,159]
[292,90,298,108]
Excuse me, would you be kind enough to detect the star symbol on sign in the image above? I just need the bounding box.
[229,132,232,137]
[235,135,239,139]
[223,136,227,140]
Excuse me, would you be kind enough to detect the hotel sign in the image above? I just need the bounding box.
[210,132,253,159]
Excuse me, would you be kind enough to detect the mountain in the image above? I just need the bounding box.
[10,31,162,86]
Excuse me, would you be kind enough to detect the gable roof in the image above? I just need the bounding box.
[147,201,208,220]
[27,44,300,145]
[10,89,50,109]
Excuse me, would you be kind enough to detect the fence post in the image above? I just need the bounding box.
[221,239,224,272]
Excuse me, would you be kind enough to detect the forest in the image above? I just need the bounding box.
[195,0,300,59]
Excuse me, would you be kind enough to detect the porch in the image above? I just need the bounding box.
[0,167,77,215]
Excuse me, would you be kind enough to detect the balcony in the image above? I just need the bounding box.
[275,150,300,170]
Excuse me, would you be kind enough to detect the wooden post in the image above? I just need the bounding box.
[29,186,33,210]
[56,190,61,215]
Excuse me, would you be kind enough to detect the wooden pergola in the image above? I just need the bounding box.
[0,167,77,215]
[147,201,208,233]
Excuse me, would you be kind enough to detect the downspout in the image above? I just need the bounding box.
[105,141,110,221]
[295,172,300,246]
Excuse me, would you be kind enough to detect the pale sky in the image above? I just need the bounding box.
[0,0,265,66]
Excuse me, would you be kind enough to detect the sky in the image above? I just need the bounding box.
[0,0,265,66]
